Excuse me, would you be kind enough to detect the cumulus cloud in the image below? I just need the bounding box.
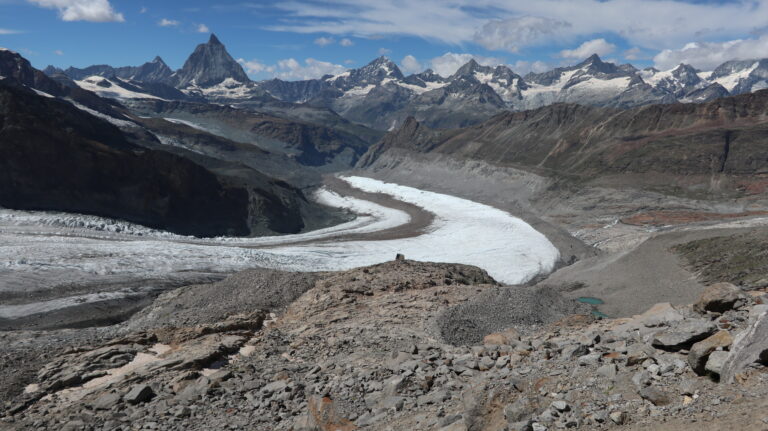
[314,36,334,46]
[158,18,179,27]
[400,55,423,74]
[474,16,571,53]
[237,58,274,75]
[339,38,354,47]
[197,23,210,33]
[559,38,616,59]
[267,0,768,65]
[378,47,391,55]
[239,57,347,80]
[653,34,768,70]
[275,58,347,80]
[54,49,64,55]
[430,52,504,77]
[27,0,124,22]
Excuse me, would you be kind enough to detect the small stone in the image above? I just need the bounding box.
[638,387,671,406]
[609,411,627,425]
[596,364,618,380]
[478,356,495,371]
[551,400,570,412]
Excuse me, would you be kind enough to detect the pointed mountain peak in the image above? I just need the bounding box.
[152,56,166,64]
[175,33,249,87]
[366,56,395,68]
[580,54,604,66]
[452,59,483,77]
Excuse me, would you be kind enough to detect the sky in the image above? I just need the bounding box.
[1,0,768,81]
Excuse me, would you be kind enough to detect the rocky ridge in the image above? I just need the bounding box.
[2,259,767,430]
[47,36,768,131]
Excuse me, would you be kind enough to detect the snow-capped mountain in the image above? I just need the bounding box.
[44,34,768,131]
[172,34,249,88]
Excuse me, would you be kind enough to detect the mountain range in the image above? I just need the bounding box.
[46,34,768,130]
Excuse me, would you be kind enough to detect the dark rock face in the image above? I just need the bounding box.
[0,80,314,237]
[0,81,253,236]
[173,34,250,88]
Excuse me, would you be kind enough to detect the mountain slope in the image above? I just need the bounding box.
[173,34,250,88]
[360,89,768,196]
[0,49,329,237]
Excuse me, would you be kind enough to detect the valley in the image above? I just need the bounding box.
[1,25,768,431]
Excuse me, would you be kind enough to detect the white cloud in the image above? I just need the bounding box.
[474,16,571,53]
[559,38,616,59]
[0,28,21,34]
[158,18,179,27]
[54,49,64,55]
[339,38,354,47]
[197,23,210,33]
[275,58,347,80]
[511,60,550,75]
[400,55,423,74]
[653,34,768,70]
[237,58,275,75]
[239,57,347,80]
[139,6,147,13]
[344,59,356,65]
[267,0,768,55]
[314,36,334,46]
[429,52,504,77]
[27,0,124,22]
[378,47,391,55]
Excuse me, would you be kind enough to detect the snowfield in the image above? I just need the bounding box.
[0,177,559,317]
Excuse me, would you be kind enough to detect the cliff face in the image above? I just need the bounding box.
[360,90,768,194]
[0,80,307,237]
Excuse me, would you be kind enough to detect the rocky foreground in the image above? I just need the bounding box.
[1,259,767,431]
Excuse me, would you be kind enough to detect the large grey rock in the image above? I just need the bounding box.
[124,384,154,404]
[705,351,730,376]
[694,283,743,314]
[91,391,121,410]
[687,330,733,375]
[720,308,768,383]
[638,386,671,406]
[651,319,717,350]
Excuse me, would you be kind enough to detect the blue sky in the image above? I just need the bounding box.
[2,0,768,80]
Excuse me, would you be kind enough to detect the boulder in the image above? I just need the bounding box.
[124,384,154,405]
[638,386,671,406]
[651,319,717,351]
[687,330,733,375]
[705,351,729,376]
[694,283,742,314]
[720,308,768,382]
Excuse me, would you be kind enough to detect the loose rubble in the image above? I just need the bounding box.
[1,264,767,430]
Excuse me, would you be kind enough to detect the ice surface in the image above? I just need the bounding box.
[0,177,559,317]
